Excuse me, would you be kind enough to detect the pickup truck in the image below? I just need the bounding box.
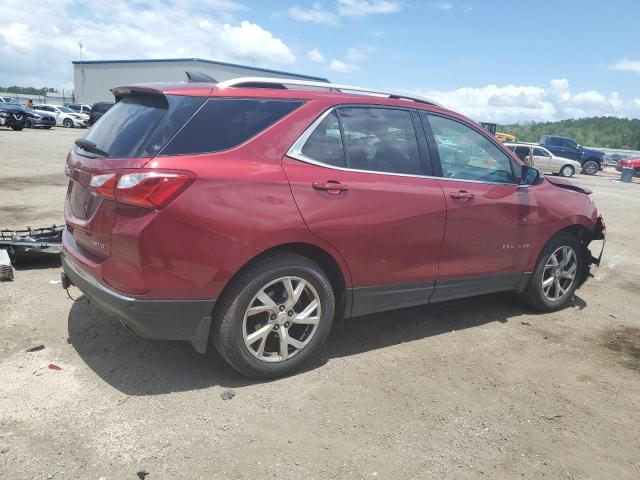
[539,135,606,175]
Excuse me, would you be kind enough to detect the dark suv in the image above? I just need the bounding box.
[61,78,605,378]
[88,101,114,126]
[539,135,605,175]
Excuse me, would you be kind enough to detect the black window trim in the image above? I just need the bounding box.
[287,104,436,179]
[420,111,522,186]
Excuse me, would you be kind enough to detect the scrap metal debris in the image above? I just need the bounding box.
[0,225,62,279]
[26,344,45,352]
[0,249,12,281]
[0,225,63,257]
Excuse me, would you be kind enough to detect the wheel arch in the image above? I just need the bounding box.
[212,241,351,324]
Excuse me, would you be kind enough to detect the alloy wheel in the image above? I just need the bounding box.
[583,162,597,175]
[561,166,573,177]
[242,276,321,362]
[542,246,577,302]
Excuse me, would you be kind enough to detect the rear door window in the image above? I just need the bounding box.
[337,107,421,175]
[300,110,346,167]
[161,99,303,156]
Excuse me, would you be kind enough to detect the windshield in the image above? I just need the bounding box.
[58,106,75,113]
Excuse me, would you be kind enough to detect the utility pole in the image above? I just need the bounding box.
[78,41,85,102]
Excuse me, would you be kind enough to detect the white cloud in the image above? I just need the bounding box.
[289,4,339,25]
[418,79,640,123]
[219,21,295,64]
[337,0,400,16]
[329,60,357,73]
[290,0,399,25]
[345,45,374,62]
[609,57,640,74]
[0,0,295,89]
[428,2,453,11]
[307,49,325,63]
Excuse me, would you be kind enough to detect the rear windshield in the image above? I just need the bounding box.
[79,96,302,159]
[160,98,303,156]
[79,94,205,158]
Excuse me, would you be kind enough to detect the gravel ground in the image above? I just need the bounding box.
[1,128,639,479]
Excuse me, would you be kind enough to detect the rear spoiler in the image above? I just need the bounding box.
[110,85,167,101]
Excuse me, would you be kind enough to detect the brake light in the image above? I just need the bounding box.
[116,172,193,208]
[89,173,116,199]
[89,170,194,208]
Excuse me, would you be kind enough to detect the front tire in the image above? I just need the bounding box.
[63,118,74,128]
[10,121,23,131]
[560,165,575,177]
[518,232,584,312]
[582,160,598,175]
[212,253,335,378]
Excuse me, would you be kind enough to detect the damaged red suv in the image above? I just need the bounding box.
[62,77,605,378]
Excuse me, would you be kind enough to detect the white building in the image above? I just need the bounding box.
[73,58,328,105]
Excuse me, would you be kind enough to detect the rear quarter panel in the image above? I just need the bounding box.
[145,99,354,297]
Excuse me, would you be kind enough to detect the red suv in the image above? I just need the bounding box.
[61,77,605,378]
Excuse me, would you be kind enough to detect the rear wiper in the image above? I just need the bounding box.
[74,138,110,158]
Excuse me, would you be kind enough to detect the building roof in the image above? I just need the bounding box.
[72,57,329,82]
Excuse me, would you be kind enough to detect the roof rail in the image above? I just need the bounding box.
[216,77,442,107]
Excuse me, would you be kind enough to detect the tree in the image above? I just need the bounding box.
[504,117,640,150]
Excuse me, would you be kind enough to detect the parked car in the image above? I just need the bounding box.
[61,77,605,378]
[88,102,114,126]
[0,103,28,130]
[33,104,88,128]
[615,157,640,175]
[24,107,56,129]
[0,96,19,104]
[539,135,605,175]
[65,103,92,115]
[504,142,582,177]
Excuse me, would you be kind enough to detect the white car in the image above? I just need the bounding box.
[33,104,88,128]
[505,142,582,177]
[66,103,92,115]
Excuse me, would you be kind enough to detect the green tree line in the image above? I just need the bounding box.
[0,86,59,95]
[503,117,640,150]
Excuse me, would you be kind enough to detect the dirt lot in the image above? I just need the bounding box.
[1,127,639,479]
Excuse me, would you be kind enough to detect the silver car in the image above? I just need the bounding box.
[505,143,582,177]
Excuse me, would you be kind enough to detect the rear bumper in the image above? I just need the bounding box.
[62,252,215,353]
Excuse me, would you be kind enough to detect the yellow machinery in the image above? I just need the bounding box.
[479,122,517,143]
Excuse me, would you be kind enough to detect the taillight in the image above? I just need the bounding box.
[88,170,194,208]
[89,173,116,200]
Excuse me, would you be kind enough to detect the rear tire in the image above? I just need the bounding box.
[212,253,335,378]
[560,165,575,177]
[582,160,598,175]
[518,232,584,312]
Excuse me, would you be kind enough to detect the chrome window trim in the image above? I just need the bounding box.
[286,106,526,187]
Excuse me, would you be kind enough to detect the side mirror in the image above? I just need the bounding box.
[520,165,540,185]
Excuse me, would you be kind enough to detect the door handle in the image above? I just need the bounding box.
[312,181,348,195]
[449,190,474,201]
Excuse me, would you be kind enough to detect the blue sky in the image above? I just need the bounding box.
[1,0,638,123]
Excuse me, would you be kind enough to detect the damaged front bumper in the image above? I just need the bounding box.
[578,216,606,287]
